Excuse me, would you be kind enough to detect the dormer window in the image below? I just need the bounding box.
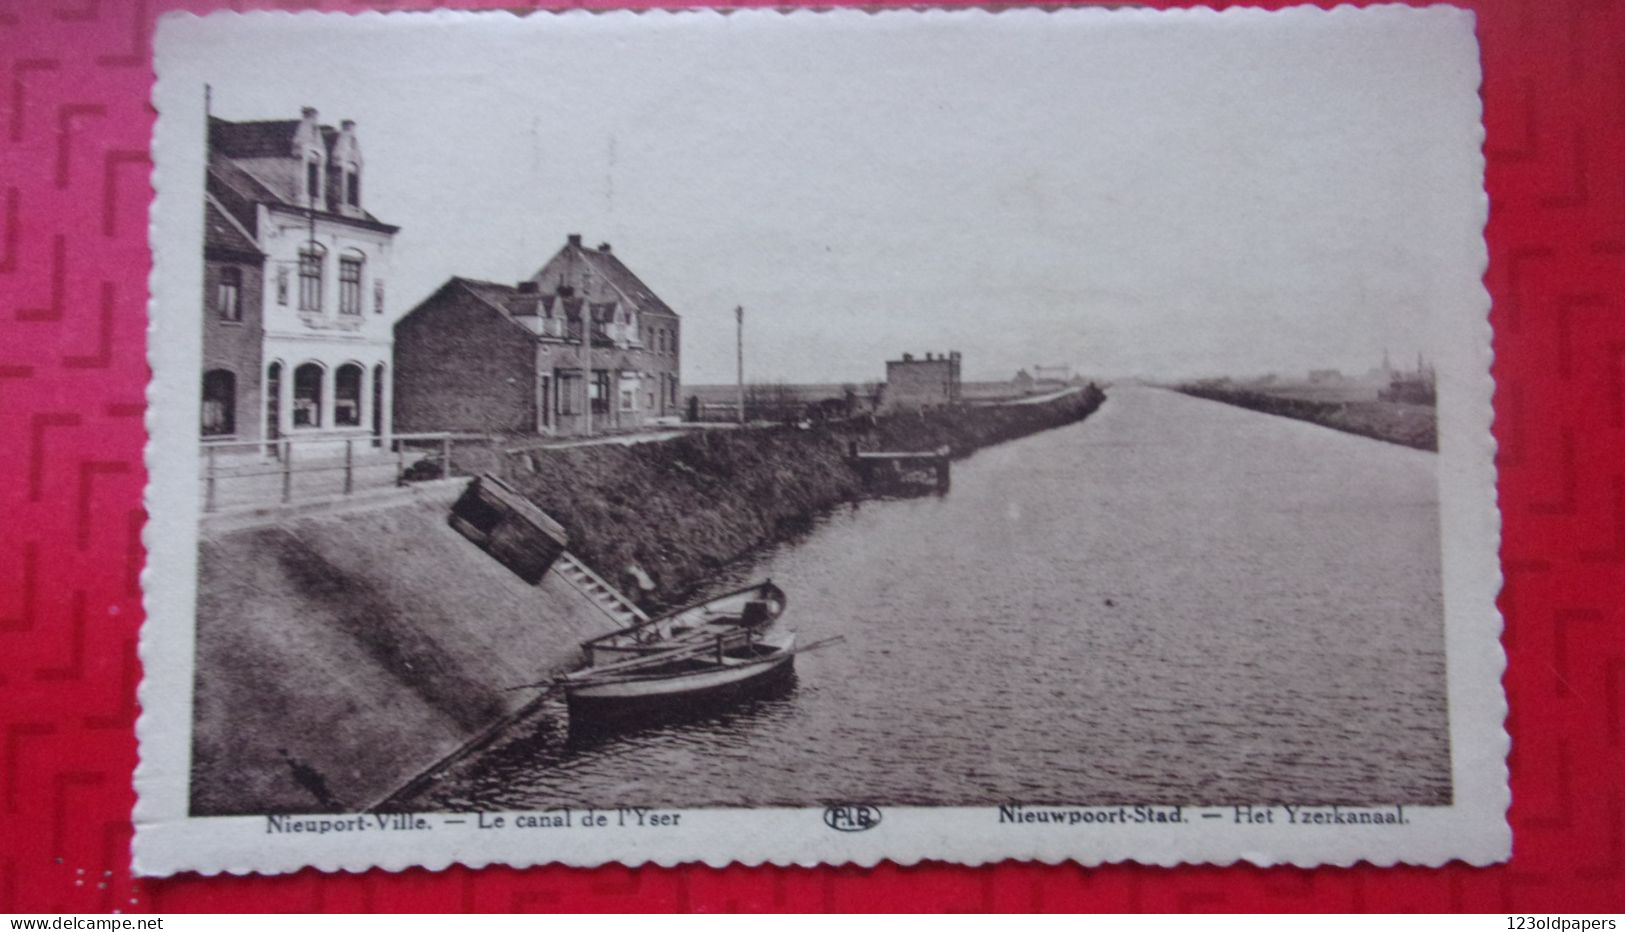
[305,158,321,204]
[345,165,360,208]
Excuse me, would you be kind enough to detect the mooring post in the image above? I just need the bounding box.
[343,438,354,496]
[441,434,452,479]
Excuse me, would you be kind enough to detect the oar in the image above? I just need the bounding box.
[501,677,565,693]
[787,635,847,655]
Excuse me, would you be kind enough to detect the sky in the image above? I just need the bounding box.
[162,8,1483,384]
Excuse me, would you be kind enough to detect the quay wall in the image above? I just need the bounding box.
[192,484,615,816]
[494,384,1107,608]
[1173,384,1437,451]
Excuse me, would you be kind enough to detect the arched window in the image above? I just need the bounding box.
[334,363,363,427]
[298,243,325,312]
[339,251,364,316]
[201,369,236,436]
[216,266,242,321]
[293,362,324,428]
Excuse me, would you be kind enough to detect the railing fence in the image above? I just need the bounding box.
[199,432,494,513]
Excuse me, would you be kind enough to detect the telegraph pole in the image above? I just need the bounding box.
[735,305,745,424]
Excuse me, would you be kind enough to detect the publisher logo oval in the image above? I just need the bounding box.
[823,805,882,832]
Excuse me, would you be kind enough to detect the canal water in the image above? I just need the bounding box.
[422,386,1450,809]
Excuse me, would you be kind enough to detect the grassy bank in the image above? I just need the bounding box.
[1174,384,1436,451]
[493,386,1107,608]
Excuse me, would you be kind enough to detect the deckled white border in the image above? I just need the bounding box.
[137,4,1506,877]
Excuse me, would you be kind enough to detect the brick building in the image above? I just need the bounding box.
[201,196,265,439]
[202,106,400,447]
[394,235,681,436]
[883,351,962,412]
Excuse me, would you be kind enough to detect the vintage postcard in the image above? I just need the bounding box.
[137,5,1504,876]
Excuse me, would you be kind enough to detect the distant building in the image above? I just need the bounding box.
[203,106,400,447]
[1379,352,1437,406]
[883,351,962,412]
[394,235,681,436]
[1308,368,1343,384]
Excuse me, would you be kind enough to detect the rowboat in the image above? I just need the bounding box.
[564,631,799,725]
[579,579,787,667]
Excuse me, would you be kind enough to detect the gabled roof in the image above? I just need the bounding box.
[531,242,678,319]
[204,194,262,259]
[453,277,521,312]
[208,117,346,160]
[208,118,300,159]
[410,277,614,346]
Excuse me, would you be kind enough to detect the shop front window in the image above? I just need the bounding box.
[293,362,323,427]
[335,363,363,426]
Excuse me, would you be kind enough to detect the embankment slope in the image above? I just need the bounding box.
[192,485,615,816]
[1173,385,1436,451]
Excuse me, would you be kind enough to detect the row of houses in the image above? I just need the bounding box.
[200,106,682,451]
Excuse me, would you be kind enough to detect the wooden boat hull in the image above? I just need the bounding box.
[567,634,797,725]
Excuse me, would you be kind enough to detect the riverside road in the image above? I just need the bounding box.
[420,385,1450,809]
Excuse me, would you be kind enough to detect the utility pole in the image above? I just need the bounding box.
[735,305,745,425]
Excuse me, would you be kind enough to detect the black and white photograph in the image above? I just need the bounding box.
[138,6,1504,874]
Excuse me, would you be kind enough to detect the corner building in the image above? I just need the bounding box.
[204,106,399,448]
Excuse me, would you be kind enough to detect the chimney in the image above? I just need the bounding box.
[567,233,582,247]
[341,118,355,132]
[926,352,934,361]
[597,242,612,254]
[510,280,542,317]
[902,352,914,362]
